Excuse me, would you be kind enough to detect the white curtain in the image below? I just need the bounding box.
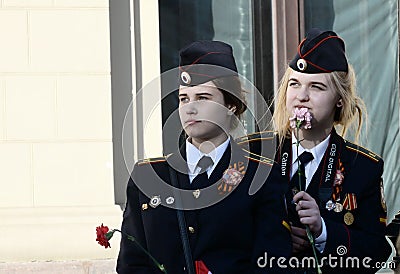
[304,0,399,221]
[333,0,399,222]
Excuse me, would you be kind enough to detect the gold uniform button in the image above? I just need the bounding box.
[188,226,195,234]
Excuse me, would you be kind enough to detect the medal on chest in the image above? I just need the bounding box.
[217,161,245,195]
[325,158,345,212]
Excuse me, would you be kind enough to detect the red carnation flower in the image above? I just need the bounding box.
[95,224,167,273]
[96,223,111,248]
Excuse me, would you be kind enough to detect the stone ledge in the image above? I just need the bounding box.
[0,206,122,262]
[0,259,116,274]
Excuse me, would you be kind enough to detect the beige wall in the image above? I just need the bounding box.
[0,0,122,262]
[132,0,163,161]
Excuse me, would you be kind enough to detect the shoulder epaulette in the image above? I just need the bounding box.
[344,140,382,163]
[236,131,276,145]
[137,156,167,166]
[245,156,274,166]
[243,149,275,166]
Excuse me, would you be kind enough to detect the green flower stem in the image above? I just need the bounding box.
[296,122,322,274]
[305,226,322,274]
[296,120,302,191]
[114,229,168,274]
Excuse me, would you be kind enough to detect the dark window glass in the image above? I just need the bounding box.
[159,0,273,152]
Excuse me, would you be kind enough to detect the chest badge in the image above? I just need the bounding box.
[193,189,201,199]
[149,195,161,208]
[325,200,336,211]
[334,202,343,213]
[166,196,175,205]
[344,211,354,225]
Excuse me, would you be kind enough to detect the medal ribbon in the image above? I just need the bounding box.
[343,193,357,210]
[332,159,344,201]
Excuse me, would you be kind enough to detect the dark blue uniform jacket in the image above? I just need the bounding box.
[117,140,292,274]
[242,129,392,273]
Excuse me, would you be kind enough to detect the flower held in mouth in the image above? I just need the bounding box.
[289,107,312,129]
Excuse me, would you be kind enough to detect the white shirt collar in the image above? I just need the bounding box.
[186,137,230,179]
[291,132,331,186]
[291,132,330,165]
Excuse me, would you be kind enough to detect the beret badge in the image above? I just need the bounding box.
[181,71,191,85]
[296,59,307,71]
[179,40,238,86]
[289,28,348,73]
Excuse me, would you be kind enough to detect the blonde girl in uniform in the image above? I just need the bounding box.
[272,28,391,273]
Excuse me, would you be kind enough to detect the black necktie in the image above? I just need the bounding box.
[290,151,314,192]
[286,151,314,226]
[191,156,214,186]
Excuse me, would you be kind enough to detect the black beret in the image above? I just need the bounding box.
[179,40,238,86]
[289,28,348,73]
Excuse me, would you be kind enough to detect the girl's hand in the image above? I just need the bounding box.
[293,191,322,237]
[291,225,310,253]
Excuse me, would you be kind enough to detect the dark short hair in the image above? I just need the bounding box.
[212,76,247,128]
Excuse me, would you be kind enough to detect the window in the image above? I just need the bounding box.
[158,0,274,153]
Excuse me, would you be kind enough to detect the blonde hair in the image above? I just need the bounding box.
[272,65,367,145]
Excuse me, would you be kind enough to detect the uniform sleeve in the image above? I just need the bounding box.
[116,166,153,274]
[252,166,292,273]
[322,159,391,273]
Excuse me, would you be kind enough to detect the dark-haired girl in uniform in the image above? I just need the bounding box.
[272,28,391,273]
[117,40,291,274]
